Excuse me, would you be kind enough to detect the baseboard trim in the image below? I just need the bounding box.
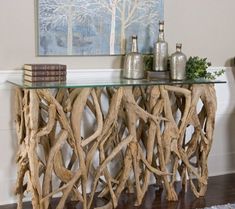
[208,152,235,176]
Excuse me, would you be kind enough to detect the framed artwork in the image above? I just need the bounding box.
[37,0,164,56]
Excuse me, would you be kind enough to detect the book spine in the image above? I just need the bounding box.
[24,65,67,71]
[24,70,67,76]
[24,76,66,82]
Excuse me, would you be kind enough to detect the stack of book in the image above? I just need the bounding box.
[23,64,67,84]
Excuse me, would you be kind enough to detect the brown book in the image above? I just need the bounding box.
[24,70,67,77]
[24,75,66,82]
[24,64,67,71]
[146,71,170,80]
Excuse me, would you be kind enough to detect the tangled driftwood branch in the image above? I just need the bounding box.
[14,84,216,209]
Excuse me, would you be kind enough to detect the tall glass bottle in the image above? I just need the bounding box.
[170,43,187,80]
[123,35,144,79]
[153,21,168,71]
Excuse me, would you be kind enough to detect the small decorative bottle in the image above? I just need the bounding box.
[123,35,144,79]
[170,43,187,80]
[153,21,168,71]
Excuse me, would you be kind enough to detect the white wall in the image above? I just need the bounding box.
[0,82,17,205]
[0,0,235,205]
[165,0,235,67]
[208,68,235,175]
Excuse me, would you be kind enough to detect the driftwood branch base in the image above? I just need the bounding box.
[14,84,216,209]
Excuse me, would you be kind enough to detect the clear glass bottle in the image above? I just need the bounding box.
[123,35,144,79]
[170,43,187,80]
[153,21,168,71]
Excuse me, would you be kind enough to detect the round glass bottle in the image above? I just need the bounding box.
[170,43,187,80]
[153,21,168,71]
[123,35,144,79]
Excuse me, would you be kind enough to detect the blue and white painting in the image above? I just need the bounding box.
[38,0,164,55]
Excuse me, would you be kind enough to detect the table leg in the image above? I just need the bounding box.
[14,85,216,209]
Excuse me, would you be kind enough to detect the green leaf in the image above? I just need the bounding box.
[186,56,224,80]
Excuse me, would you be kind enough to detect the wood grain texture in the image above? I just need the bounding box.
[13,84,216,209]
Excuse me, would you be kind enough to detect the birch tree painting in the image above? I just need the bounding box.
[38,0,163,55]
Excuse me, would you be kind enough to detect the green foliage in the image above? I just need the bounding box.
[143,54,153,71]
[186,56,224,80]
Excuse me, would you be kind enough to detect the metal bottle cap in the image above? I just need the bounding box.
[176,43,182,48]
[159,21,164,32]
[176,43,182,51]
[131,35,138,52]
[132,35,137,39]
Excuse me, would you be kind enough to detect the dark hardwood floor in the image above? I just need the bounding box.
[1,173,235,209]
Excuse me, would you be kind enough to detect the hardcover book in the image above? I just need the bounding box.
[24,75,66,82]
[24,64,67,71]
[24,70,67,77]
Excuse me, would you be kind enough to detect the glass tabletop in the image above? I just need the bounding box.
[7,74,226,89]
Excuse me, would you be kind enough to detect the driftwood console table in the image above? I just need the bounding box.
[8,76,225,209]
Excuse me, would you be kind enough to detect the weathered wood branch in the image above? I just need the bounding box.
[14,84,216,209]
